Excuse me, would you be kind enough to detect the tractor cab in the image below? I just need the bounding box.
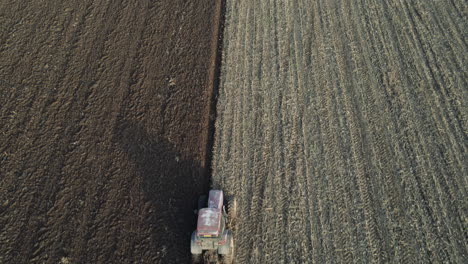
[197,208,225,238]
[197,190,226,238]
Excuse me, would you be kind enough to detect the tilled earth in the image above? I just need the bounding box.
[0,1,221,263]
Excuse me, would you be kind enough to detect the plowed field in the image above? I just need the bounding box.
[213,0,467,263]
[0,0,222,263]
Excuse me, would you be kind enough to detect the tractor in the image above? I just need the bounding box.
[191,190,236,263]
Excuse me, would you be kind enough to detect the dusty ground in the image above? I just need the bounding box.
[213,0,467,263]
[0,0,222,263]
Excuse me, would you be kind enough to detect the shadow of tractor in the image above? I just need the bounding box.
[116,120,210,263]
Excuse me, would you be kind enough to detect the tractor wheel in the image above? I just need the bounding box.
[198,195,207,210]
[222,254,233,264]
[191,254,201,264]
[227,196,237,220]
[221,231,234,264]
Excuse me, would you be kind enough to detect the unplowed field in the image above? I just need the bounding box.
[213,0,467,263]
[0,0,223,263]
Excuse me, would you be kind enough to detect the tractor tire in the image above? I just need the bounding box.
[191,232,203,255]
[198,195,207,210]
[226,196,237,220]
[220,231,234,264]
[191,254,201,264]
[222,254,233,264]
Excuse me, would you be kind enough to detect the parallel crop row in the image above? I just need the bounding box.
[212,0,467,263]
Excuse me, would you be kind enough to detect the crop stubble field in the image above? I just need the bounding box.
[0,0,223,263]
[213,0,467,263]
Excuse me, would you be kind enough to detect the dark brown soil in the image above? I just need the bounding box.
[0,0,222,263]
